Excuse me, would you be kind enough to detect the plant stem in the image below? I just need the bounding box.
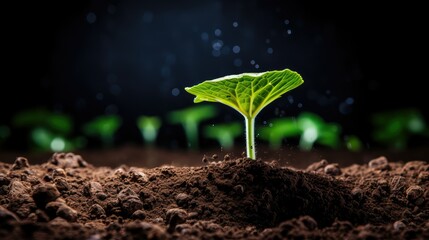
[245,117,256,159]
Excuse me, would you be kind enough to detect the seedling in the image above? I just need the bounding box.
[168,105,217,149]
[83,115,121,147]
[136,115,161,146]
[371,108,428,149]
[344,135,363,152]
[0,125,10,146]
[185,69,303,159]
[11,109,82,151]
[258,118,301,149]
[297,112,341,151]
[203,122,242,150]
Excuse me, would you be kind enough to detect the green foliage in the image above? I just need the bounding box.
[136,116,162,146]
[83,115,121,147]
[11,108,83,152]
[0,125,10,146]
[258,118,300,149]
[258,112,342,151]
[203,122,242,149]
[297,112,341,151]
[344,135,363,152]
[371,108,428,149]
[185,69,304,159]
[168,105,217,150]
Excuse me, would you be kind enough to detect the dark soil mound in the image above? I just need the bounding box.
[0,152,428,239]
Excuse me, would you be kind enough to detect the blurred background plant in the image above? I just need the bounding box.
[136,115,162,147]
[11,109,85,152]
[371,108,429,150]
[203,122,242,150]
[82,115,122,148]
[168,105,217,150]
[0,125,10,148]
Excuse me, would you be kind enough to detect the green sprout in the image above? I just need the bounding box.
[136,116,161,146]
[203,122,242,150]
[0,125,10,146]
[258,118,301,149]
[185,69,304,159]
[371,108,428,149]
[297,112,341,151]
[83,115,121,147]
[344,135,363,152]
[11,109,84,152]
[168,105,217,149]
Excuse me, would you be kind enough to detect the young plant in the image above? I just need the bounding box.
[371,108,428,149]
[203,122,242,150]
[185,68,304,159]
[258,118,301,149]
[296,112,341,151]
[136,115,161,146]
[83,115,121,147]
[168,105,217,149]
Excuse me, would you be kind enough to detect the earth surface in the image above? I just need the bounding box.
[0,145,428,240]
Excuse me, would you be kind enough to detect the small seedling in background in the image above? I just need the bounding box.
[168,105,217,149]
[185,68,304,159]
[203,122,242,150]
[11,109,83,152]
[371,108,428,150]
[297,112,341,151]
[344,135,363,152]
[258,118,301,149]
[83,115,122,147]
[136,115,161,146]
[0,125,10,147]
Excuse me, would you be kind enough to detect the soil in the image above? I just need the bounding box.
[0,146,428,240]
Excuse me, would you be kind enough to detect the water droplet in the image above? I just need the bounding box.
[232,45,240,54]
[212,39,223,50]
[233,58,242,67]
[86,12,97,24]
[201,32,209,41]
[255,64,260,69]
[212,50,221,57]
[250,60,255,65]
[142,11,154,23]
[171,88,180,96]
[214,28,222,36]
[267,47,273,54]
[232,21,238,27]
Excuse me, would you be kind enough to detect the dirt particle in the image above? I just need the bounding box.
[368,156,390,170]
[212,154,218,160]
[233,184,245,195]
[202,155,209,163]
[131,209,146,220]
[89,204,106,219]
[175,193,191,207]
[56,204,78,222]
[166,208,188,231]
[406,185,424,203]
[118,188,143,216]
[223,154,230,161]
[0,205,20,222]
[324,163,342,176]
[54,178,70,193]
[299,215,318,230]
[124,221,168,239]
[32,184,61,208]
[52,168,66,178]
[390,176,407,192]
[306,159,328,172]
[11,157,30,170]
[393,220,406,231]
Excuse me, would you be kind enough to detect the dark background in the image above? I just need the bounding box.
[1,0,427,151]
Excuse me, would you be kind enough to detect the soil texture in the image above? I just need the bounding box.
[0,150,428,239]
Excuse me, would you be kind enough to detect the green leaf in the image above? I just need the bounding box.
[185,69,303,118]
